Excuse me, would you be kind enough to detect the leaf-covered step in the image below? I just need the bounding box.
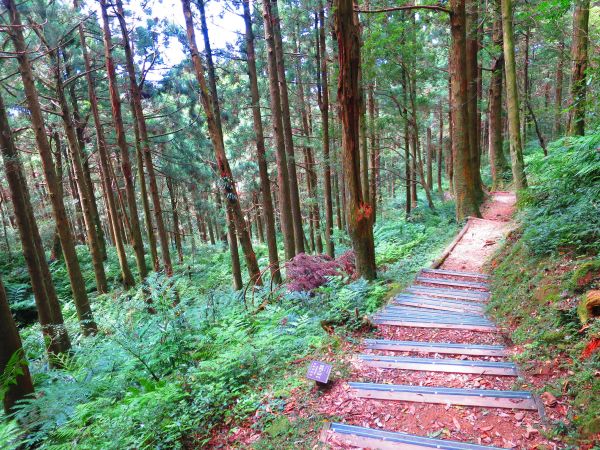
[364,339,507,356]
[421,268,490,281]
[415,276,490,290]
[321,422,503,449]
[406,285,490,301]
[393,294,485,314]
[349,382,538,410]
[358,354,518,376]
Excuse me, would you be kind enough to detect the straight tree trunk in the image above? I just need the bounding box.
[368,86,378,221]
[521,29,530,142]
[227,206,243,291]
[261,0,295,260]
[165,178,183,263]
[99,0,148,279]
[317,5,335,257]
[568,0,590,136]
[553,41,564,138]
[426,127,433,189]
[0,274,34,415]
[465,0,484,202]
[489,2,510,190]
[0,92,73,358]
[4,0,96,335]
[243,0,281,282]
[182,0,262,285]
[116,0,171,275]
[402,69,412,216]
[294,28,323,254]
[268,0,306,253]
[501,0,528,189]
[334,0,376,280]
[437,101,444,193]
[450,0,482,219]
[62,53,107,261]
[47,46,108,293]
[75,2,134,287]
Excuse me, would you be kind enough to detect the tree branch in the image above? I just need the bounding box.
[355,4,451,14]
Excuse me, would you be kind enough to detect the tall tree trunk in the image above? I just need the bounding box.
[47,46,108,294]
[182,0,262,285]
[261,0,295,260]
[227,206,243,291]
[402,69,412,216]
[115,0,171,275]
[568,0,590,136]
[466,0,484,202]
[0,274,34,415]
[0,92,73,359]
[99,0,148,279]
[269,0,306,253]
[62,53,107,261]
[489,1,510,190]
[521,29,530,142]
[317,5,335,257]
[75,1,135,287]
[450,0,482,219]
[4,0,96,335]
[165,178,183,264]
[50,131,63,261]
[437,101,444,193]
[501,0,528,189]
[294,28,323,254]
[553,41,564,138]
[426,127,433,189]
[368,85,378,221]
[334,0,376,280]
[243,0,281,282]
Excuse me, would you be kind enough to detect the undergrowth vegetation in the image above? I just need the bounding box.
[488,132,600,446]
[0,197,457,449]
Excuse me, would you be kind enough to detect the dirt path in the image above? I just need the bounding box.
[441,192,516,273]
[320,192,563,449]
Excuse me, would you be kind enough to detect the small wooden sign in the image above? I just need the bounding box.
[306,361,332,384]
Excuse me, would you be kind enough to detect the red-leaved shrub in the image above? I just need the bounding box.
[285,251,356,292]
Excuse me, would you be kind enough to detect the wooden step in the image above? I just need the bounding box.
[359,355,517,376]
[406,286,490,301]
[364,339,507,356]
[321,423,502,450]
[415,276,490,291]
[393,294,485,314]
[421,268,490,281]
[372,316,497,332]
[349,382,537,410]
[376,306,492,324]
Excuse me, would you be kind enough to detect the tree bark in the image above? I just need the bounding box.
[553,41,564,138]
[0,274,34,415]
[47,45,108,294]
[4,0,96,336]
[75,2,135,287]
[99,0,148,279]
[261,0,295,260]
[450,0,481,219]
[317,4,335,257]
[334,0,376,280]
[243,0,281,282]
[181,0,262,285]
[165,178,183,263]
[268,0,306,253]
[489,1,510,190]
[0,91,73,359]
[568,0,590,136]
[437,101,444,193]
[501,0,528,189]
[465,0,484,202]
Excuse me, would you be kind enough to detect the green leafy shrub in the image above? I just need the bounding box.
[520,133,600,255]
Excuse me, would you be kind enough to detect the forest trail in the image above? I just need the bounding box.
[320,192,558,449]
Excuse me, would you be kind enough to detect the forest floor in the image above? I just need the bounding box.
[219,191,573,449]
